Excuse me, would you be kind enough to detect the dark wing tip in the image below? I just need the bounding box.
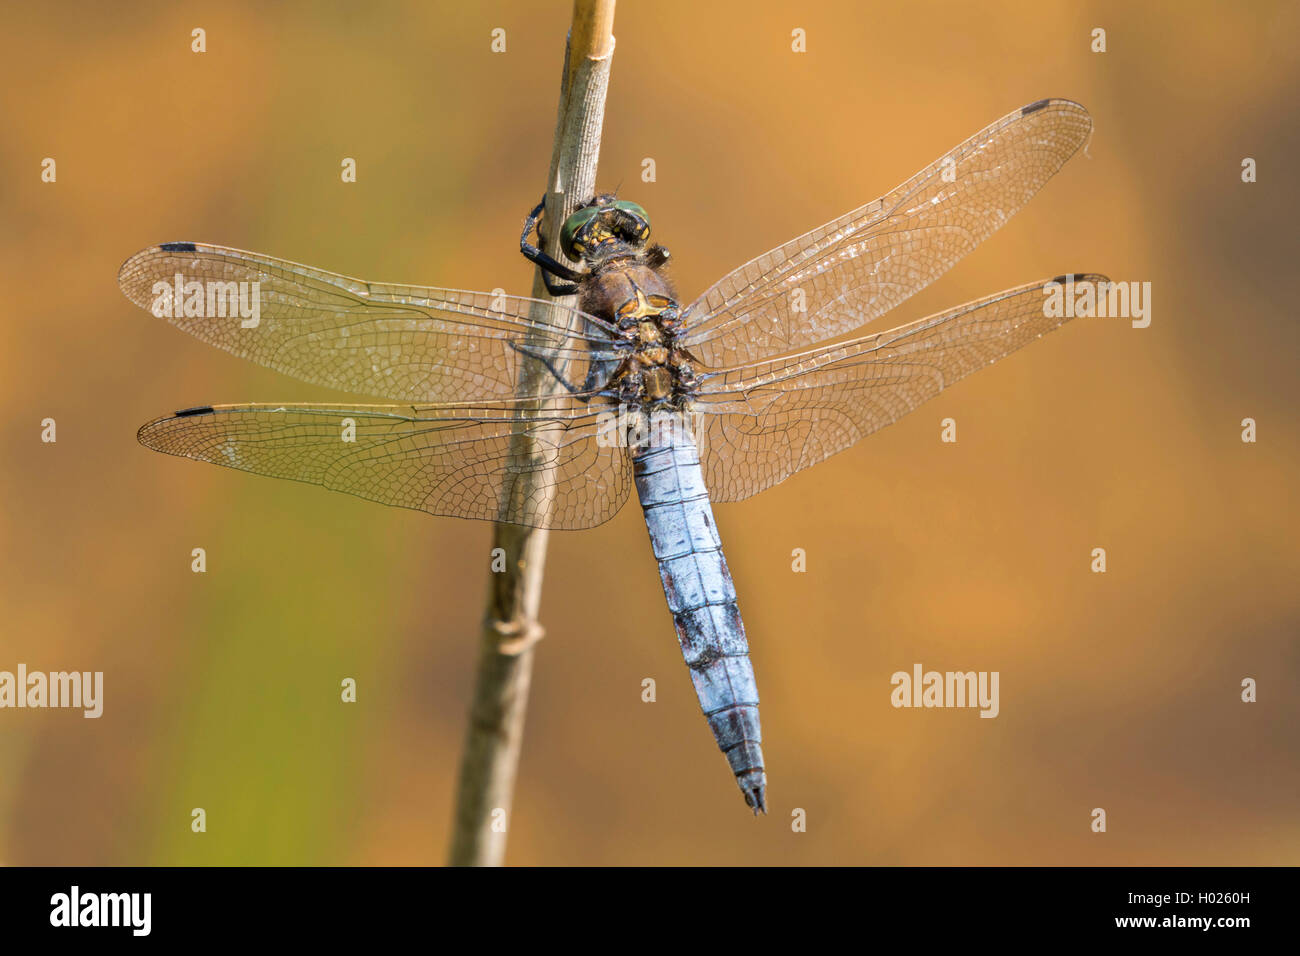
[1020,97,1089,118]
[118,242,200,300]
[138,406,217,451]
[1049,273,1110,285]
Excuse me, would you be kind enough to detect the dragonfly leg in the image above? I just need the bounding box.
[645,243,671,269]
[520,196,585,295]
[582,355,626,394]
[540,272,582,297]
[508,340,600,396]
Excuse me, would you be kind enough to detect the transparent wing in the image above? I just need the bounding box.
[137,400,631,530]
[690,275,1109,502]
[680,99,1093,367]
[119,242,624,403]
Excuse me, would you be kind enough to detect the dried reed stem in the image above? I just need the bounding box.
[448,0,616,867]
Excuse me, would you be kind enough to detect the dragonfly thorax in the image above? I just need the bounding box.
[583,263,697,408]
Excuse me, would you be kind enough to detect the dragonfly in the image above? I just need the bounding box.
[120,97,1104,814]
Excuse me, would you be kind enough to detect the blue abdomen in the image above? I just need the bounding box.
[633,432,767,813]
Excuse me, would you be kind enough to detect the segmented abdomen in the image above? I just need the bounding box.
[632,432,767,813]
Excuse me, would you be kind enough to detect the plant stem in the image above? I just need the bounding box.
[448,0,616,867]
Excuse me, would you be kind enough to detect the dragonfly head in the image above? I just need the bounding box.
[560,195,651,263]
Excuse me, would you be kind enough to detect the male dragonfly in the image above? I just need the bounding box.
[120,98,1104,814]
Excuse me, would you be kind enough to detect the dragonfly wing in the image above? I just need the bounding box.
[119,242,623,403]
[690,275,1109,502]
[137,400,631,530]
[680,99,1093,367]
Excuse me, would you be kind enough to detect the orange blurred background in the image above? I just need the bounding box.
[1,0,1297,865]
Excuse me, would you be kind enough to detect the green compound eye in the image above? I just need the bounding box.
[560,206,600,259]
[612,200,650,237]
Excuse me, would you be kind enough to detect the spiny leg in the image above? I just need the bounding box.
[520,196,584,295]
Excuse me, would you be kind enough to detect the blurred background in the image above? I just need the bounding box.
[1,0,1297,865]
